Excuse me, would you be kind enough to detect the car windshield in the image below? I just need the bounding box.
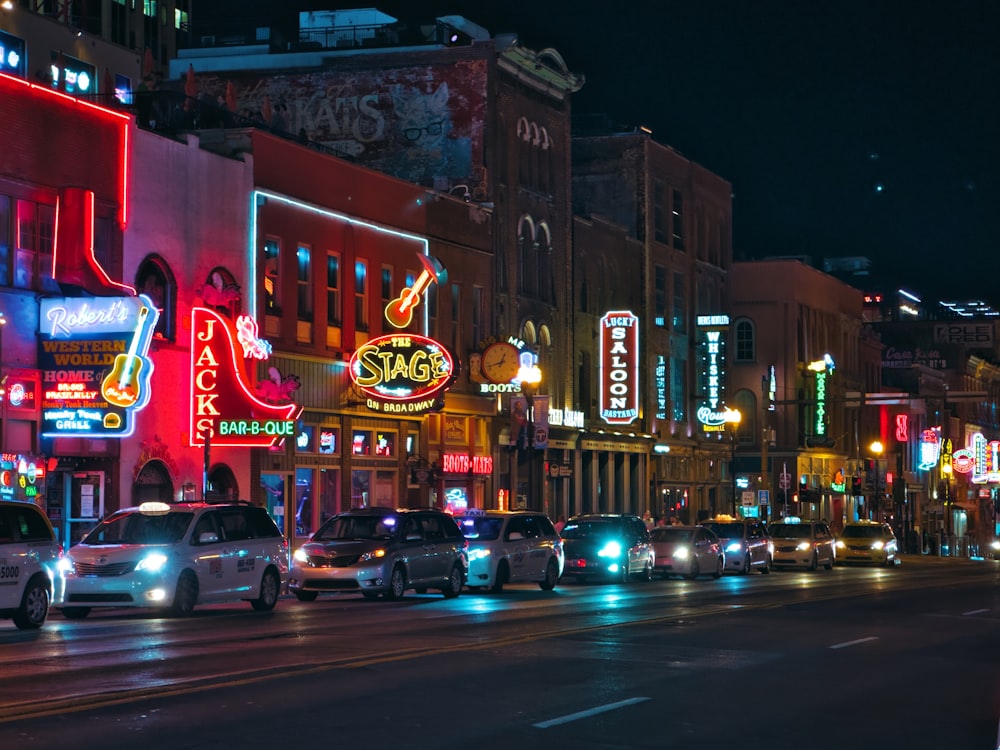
[458,517,504,540]
[769,524,811,539]
[840,525,886,540]
[650,528,693,543]
[83,511,194,545]
[701,522,743,539]
[561,519,618,539]
[313,514,398,541]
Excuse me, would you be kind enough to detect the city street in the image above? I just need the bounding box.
[1,556,998,749]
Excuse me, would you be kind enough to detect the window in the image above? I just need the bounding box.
[0,195,10,286]
[672,190,685,250]
[471,285,483,347]
[518,222,535,296]
[381,265,393,311]
[374,431,395,456]
[135,255,176,341]
[296,244,312,322]
[450,283,460,352]
[672,272,686,333]
[654,265,667,327]
[670,354,686,422]
[426,282,437,338]
[263,239,281,316]
[734,319,755,362]
[653,180,667,243]
[296,425,316,453]
[352,430,371,455]
[318,427,339,455]
[326,252,341,326]
[354,259,368,331]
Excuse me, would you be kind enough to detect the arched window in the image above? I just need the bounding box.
[536,221,552,303]
[135,254,176,342]
[734,318,755,362]
[517,215,536,296]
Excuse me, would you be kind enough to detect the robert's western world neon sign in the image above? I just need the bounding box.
[39,295,158,438]
[349,253,455,414]
[190,307,301,447]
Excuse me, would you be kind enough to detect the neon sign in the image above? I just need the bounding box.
[807,354,835,437]
[39,295,158,438]
[0,453,46,502]
[895,414,909,442]
[599,311,639,425]
[190,307,301,447]
[442,454,494,474]
[696,314,729,430]
[918,428,941,470]
[349,333,454,414]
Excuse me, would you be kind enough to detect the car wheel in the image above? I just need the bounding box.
[491,561,509,593]
[712,556,724,579]
[760,555,772,574]
[684,558,700,581]
[385,565,406,601]
[251,568,280,611]
[442,564,463,598]
[12,575,49,630]
[808,552,818,571]
[539,559,559,591]
[294,590,319,602]
[740,554,751,575]
[171,571,198,616]
[60,606,91,620]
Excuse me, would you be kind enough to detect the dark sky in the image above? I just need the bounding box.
[298,1,999,301]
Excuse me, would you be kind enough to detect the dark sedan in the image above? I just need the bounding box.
[560,514,653,583]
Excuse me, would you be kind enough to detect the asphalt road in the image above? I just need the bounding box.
[1,555,998,750]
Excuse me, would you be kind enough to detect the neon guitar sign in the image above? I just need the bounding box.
[101,303,156,407]
[384,254,447,329]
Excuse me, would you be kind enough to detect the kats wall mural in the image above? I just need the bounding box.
[193,60,487,189]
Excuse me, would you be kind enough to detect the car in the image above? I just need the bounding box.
[0,501,60,630]
[835,521,898,566]
[699,516,773,574]
[289,507,468,600]
[649,525,725,580]
[56,501,287,618]
[456,509,563,592]
[560,513,653,583]
[768,518,836,570]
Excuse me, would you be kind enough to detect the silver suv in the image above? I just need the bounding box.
[699,516,773,574]
[57,501,287,618]
[290,507,468,600]
[0,501,60,629]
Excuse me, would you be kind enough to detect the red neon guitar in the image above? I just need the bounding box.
[384,254,447,329]
[101,306,150,408]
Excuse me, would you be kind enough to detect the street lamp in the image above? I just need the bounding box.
[941,461,953,556]
[517,361,542,510]
[724,407,742,516]
[870,440,883,522]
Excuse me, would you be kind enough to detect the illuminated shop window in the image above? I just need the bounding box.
[296,425,315,453]
[352,430,371,455]
[319,427,338,455]
[374,432,395,457]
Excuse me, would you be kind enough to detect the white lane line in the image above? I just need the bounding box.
[830,636,878,650]
[963,608,989,616]
[533,697,651,729]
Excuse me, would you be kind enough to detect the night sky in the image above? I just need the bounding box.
[292,1,999,302]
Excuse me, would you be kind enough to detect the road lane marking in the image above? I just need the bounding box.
[533,697,651,728]
[830,636,878,649]
[963,608,989,616]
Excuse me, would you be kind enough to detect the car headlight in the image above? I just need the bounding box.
[991,539,1000,551]
[673,547,690,560]
[135,552,169,573]
[725,542,743,554]
[358,549,386,563]
[796,542,811,551]
[836,540,846,549]
[468,547,491,561]
[293,548,311,564]
[872,541,885,550]
[598,541,622,558]
[57,556,74,574]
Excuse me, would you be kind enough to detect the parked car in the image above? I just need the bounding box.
[699,516,773,574]
[835,521,898,566]
[649,525,725,580]
[560,513,653,583]
[456,509,563,592]
[57,501,287,618]
[0,500,60,630]
[769,518,836,570]
[290,507,468,600]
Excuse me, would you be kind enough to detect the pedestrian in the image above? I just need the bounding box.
[642,510,654,531]
[554,515,566,534]
[270,103,288,133]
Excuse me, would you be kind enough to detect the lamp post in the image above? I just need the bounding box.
[517,361,542,510]
[724,407,742,516]
[941,461,953,556]
[870,440,883,522]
